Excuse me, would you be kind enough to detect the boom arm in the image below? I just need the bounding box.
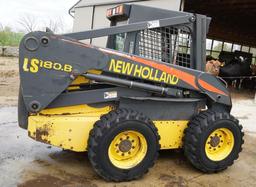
[19,31,231,113]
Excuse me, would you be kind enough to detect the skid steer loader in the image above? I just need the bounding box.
[18,4,244,181]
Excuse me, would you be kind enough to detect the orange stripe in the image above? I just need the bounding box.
[198,79,228,96]
[98,49,199,89]
[130,56,199,89]
[99,48,227,96]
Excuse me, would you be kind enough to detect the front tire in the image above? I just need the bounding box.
[88,108,160,181]
[184,110,244,172]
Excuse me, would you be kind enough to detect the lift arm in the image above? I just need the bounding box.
[19,31,231,113]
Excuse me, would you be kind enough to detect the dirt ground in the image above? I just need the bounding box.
[0,57,256,187]
[0,57,19,106]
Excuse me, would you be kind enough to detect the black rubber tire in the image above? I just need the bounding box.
[184,110,244,173]
[88,108,160,182]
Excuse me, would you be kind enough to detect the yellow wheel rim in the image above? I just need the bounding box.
[205,128,234,161]
[108,130,147,169]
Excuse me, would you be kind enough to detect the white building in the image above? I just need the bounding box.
[69,0,182,46]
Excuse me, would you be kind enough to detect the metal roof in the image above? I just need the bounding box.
[69,0,256,47]
[184,0,256,47]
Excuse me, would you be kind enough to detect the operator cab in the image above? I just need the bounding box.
[106,5,130,53]
[106,4,192,69]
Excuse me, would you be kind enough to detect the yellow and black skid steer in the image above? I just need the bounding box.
[18,4,244,181]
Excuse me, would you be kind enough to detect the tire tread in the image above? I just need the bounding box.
[88,108,160,181]
[184,110,244,173]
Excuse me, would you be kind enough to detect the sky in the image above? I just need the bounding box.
[0,0,78,33]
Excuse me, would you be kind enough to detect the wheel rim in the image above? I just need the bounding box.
[108,130,147,169]
[205,128,235,161]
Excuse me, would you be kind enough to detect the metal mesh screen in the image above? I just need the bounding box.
[138,26,192,68]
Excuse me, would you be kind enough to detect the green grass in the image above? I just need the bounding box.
[0,27,24,46]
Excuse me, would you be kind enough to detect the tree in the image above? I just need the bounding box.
[0,26,12,46]
[213,42,231,52]
[17,14,71,34]
[45,18,64,33]
[18,14,38,33]
[0,26,24,47]
[0,23,3,31]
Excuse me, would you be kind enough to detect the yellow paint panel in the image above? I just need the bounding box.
[68,70,102,90]
[39,104,113,116]
[68,76,89,91]
[28,115,98,151]
[154,120,188,149]
[28,104,112,152]
[28,105,188,152]
[70,76,89,85]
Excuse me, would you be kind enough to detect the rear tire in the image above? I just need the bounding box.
[88,108,160,181]
[184,110,244,172]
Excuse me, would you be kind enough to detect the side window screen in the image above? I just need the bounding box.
[114,33,126,52]
[138,26,192,68]
[113,21,127,52]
